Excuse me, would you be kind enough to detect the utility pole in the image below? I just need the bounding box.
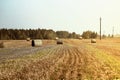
[100,17,102,40]
[112,27,114,38]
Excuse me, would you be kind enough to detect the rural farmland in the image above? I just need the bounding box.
[0,38,120,80]
[1,0,120,79]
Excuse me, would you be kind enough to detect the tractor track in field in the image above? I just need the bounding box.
[0,45,56,62]
[0,41,120,79]
[46,45,92,80]
[0,45,89,80]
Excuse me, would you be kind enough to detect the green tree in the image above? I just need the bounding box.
[56,31,69,38]
[82,31,97,39]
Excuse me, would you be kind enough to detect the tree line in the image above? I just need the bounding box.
[1,28,109,40]
[0,28,81,40]
[82,30,98,39]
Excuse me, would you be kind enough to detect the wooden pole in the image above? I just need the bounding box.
[112,27,114,38]
[100,17,102,40]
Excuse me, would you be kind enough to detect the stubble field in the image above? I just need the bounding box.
[0,38,120,80]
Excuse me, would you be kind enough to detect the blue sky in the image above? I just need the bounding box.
[0,0,120,35]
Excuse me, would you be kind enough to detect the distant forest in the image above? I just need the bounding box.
[0,28,81,40]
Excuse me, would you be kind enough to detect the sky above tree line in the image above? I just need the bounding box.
[0,0,120,35]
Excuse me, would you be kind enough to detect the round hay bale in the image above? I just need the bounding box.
[0,42,4,48]
[79,37,82,40]
[91,39,96,43]
[26,38,30,41]
[55,37,59,40]
[31,39,42,47]
[32,40,35,47]
[57,39,63,44]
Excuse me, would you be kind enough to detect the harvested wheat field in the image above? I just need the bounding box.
[0,38,120,80]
